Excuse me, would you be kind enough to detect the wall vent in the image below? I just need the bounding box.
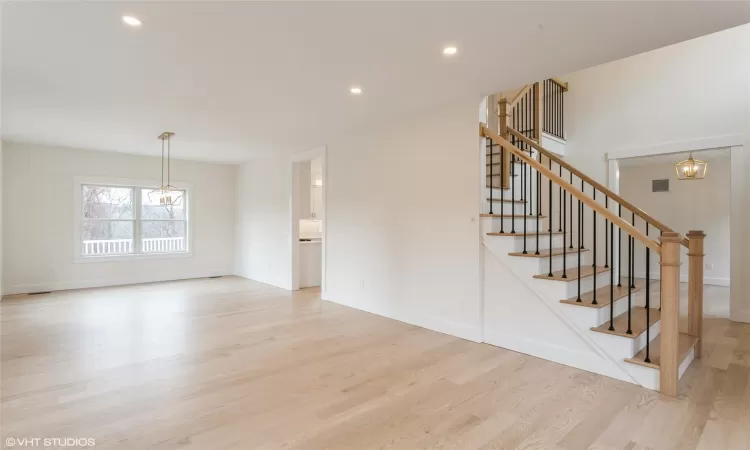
[652,179,670,193]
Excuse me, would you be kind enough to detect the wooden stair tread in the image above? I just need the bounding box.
[590,306,660,339]
[560,280,644,309]
[509,247,589,258]
[487,231,564,237]
[486,198,527,204]
[481,213,548,219]
[624,333,698,370]
[485,186,511,190]
[533,266,608,281]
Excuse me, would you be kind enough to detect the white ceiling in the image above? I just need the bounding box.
[3,2,750,164]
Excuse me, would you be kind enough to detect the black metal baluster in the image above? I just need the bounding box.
[618,205,622,287]
[562,176,567,279]
[499,142,504,233]
[522,156,527,254]
[528,147,533,217]
[631,213,636,288]
[592,189,597,305]
[569,172,573,249]
[609,221,615,331]
[561,81,564,138]
[488,140,494,214]
[605,197,609,268]
[576,184,582,301]
[548,158,553,277]
[580,180,585,249]
[511,152,516,234]
[536,150,541,254]
[645,223,651,363]
[558,165,563,232]
[626,232,633,335]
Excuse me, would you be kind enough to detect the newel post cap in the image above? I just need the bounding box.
[659,231,682,243]
[687,230,706,239]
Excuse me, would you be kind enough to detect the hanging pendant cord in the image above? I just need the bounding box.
[167,136,171,187]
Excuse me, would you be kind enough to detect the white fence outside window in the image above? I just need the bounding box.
[82,237,186,256]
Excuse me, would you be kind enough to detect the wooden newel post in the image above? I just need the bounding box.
[659,232,681,397]
[687,230,706,358]
[498,98,510,189]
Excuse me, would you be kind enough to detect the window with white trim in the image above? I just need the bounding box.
[81,184,188,257]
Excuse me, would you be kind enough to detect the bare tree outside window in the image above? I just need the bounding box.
[80,185,188,256]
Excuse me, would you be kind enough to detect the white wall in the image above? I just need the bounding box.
[2,142,237,294]
[323,99,483,341]
[234,99,483,340]
[235,157,293,290]
[562,24,750,322]
[619,154,731,286]
[1,5,4,297]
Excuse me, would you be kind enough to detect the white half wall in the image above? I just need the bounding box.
[562,24,750,322]
[323,99,483,341]
[235,157,294,290]
[2,142,237,295]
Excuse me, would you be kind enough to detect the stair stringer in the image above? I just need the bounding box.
[482,239,642,386]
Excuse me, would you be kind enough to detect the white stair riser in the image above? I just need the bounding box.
[624,346,695,392]
[482,216,545,233]
[510,234,565,252]
[531,271,611,300]
[589,320,660,360]
[483,233,566,253]
[485,184,527,201]
[486,201,527,216]
[560,294,642,331]
[537,252,589,275]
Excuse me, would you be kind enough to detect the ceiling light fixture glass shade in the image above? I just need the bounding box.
[149,132,183,206]
[674,153,707,180]
[122,16,142,27]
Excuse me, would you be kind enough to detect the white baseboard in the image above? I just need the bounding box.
[731,310,750,324]
[635,271,730,287]
[483,329,634,385]
[321,292,482,343]
[3,270,231,296]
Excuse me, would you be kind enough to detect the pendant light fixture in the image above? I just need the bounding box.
[150,132,183,206]
[674,153,707,180]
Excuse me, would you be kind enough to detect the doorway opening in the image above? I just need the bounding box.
[608,143,741,322]
[291,151,326,292]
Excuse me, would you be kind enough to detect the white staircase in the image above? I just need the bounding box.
[480,141,698,393]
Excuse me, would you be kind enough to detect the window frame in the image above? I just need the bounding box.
[73,176,193,263]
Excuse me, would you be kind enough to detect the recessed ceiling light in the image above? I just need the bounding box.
[122,16,142,27]
[350,86,363,95]
[443,46,458,56]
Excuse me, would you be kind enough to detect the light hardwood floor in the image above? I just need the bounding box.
[1,277,748,449]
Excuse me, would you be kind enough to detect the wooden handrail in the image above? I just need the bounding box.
[507,127,680,241]
[481,124,663,254]
[549,77,569,92]
[509,84,533,108]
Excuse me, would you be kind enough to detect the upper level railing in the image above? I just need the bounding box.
[542,78,567,140]
[481,122,704,397]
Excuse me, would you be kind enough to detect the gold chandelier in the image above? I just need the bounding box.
[150,132,183,206]
[674,153,707,180]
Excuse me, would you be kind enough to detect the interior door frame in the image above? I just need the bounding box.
[290,146,327,292]
[605,134,745,323]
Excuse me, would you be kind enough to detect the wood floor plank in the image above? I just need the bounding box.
[0,277,746,449]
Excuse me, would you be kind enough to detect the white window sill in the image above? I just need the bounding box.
[74,252,193,264]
